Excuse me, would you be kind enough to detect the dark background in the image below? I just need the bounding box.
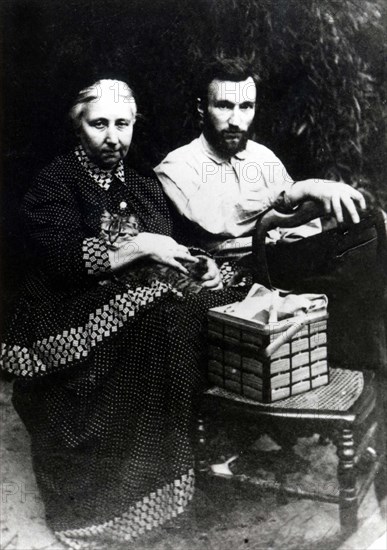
[1,0,386,318]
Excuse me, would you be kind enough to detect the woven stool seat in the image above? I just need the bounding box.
[204,368,364,411]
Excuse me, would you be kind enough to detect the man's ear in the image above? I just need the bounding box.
[197,98,204,120]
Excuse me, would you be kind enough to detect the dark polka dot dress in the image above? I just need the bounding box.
[1,148,247,549]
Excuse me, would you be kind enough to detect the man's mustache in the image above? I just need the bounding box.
[222,130,246,139]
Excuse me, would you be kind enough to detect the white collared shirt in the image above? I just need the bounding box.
[155,134,321,249]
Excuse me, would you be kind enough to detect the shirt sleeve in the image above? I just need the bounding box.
[236,145,294,218]
[155,157,209,219]
[21,169,111,284]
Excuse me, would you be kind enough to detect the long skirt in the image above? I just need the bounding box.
[10,286,245,549]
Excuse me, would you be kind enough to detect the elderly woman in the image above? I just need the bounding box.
[1,79,247,548]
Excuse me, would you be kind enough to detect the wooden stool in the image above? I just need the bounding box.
[197,368,386,535]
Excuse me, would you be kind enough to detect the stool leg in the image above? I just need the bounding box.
[336,428,358,534]
[375,373,387,503]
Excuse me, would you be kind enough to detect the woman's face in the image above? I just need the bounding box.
[78,95,135,169]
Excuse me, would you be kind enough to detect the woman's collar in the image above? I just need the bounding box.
[74,145,125,190]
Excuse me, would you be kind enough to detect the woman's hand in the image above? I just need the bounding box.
[196,256,223,290]
[108,233,197,273]
[287,179,367,224]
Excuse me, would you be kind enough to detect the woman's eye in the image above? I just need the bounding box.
[93,121,106,129]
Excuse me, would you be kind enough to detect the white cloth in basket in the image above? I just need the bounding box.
[224,284,328,324]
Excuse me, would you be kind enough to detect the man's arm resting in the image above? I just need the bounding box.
[285,179,366,224]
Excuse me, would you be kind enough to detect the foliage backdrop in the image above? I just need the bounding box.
[1,0,386,306]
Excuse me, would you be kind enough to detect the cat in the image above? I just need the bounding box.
[99,204,208,293]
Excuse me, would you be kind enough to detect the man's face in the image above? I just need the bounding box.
[202,77,256,157]
[78,95,135,169]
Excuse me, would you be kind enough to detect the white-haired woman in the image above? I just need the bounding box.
[1,79,247,548]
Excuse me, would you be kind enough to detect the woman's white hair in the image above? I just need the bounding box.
[69,79,137,129]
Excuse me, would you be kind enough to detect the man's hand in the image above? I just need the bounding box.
[287,179,367,224]
[196,256,223,290]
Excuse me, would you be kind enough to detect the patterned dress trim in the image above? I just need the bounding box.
[219,261,248,287]
[55,469,194,549]
[82,237,111,275]
[1,281,181,377]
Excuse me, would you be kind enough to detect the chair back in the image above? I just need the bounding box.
[251,201,387,289]
[252,201,324,287]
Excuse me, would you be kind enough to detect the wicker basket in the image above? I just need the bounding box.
[207,305,329,403]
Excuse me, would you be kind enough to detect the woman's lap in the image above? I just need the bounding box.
[11,286,245,541]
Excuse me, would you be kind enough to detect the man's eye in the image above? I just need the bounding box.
[93,121,106,129]
[117,121,129,129]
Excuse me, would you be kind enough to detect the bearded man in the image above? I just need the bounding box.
[154,57,387,374]
[154,57,365,252]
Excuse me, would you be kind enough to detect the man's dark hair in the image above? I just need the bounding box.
[197,56,260,104]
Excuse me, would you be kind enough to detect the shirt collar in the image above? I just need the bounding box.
[199,133,248,164]
[74,145,125,190]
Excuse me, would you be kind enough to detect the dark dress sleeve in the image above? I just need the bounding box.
[21,162,111,285]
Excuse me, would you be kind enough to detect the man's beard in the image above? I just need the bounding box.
[203,119,249,158]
